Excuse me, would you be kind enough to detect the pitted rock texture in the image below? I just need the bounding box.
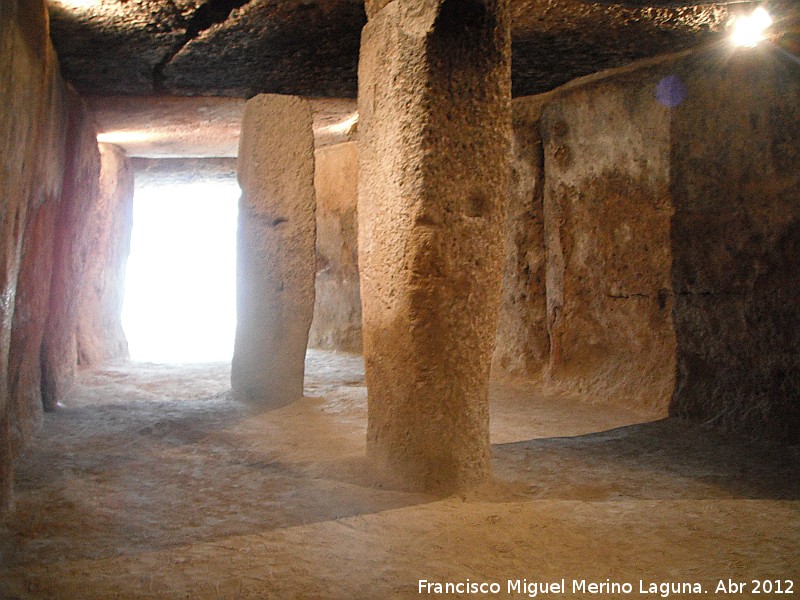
[358,0,511,492]
[232,94,316,409]
[76,143,134,367]
[48,0,366,97]
[507,0,732,98]
[44,0,773,99]
[308,142,362,354]
[160,1,366,97]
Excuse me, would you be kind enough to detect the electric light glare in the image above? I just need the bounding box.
[730,7,773,48]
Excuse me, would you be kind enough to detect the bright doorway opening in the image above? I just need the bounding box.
[122,181,239,363]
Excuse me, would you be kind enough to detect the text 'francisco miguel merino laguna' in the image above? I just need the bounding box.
[418,579,708,597]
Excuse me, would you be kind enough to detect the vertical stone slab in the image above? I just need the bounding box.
[76,143,134,366]
[540,65,676,415]
[232,94,316,408]
[8,49,68,456]
[492,99,549,378]
[308,141,362,353]
[668,50,800,443]
[358,0,511,491]
[0,0,55,511]
[41,90,101,410]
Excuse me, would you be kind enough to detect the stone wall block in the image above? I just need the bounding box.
[539,67,676,415]
[668,50,800,443]
[41,89,101,410]
[76,143,134,366]
[0,0,69,511]
[309,141,362,353]
[8,47,69,455]
[492,105,549,378]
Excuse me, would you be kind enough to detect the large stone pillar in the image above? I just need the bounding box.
[232,94,316,408]
[358,0,511,491]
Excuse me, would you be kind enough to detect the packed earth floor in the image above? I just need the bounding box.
[1,350,798,599]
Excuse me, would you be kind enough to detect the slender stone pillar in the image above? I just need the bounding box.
[358,0,511,491]
[232,94,316,408]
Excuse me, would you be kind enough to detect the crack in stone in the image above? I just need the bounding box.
[608,291,750,299]
[590,0,733,7]
[607,293,652,299]
[152,0,254,92]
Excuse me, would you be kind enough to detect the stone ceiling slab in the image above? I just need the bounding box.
[88,95,357,157]
[45,0,798,99]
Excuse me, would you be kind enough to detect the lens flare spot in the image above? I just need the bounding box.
[656,75,687,108]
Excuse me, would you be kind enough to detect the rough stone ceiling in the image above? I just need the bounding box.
[50,0,797,158]
[47,0,787,100]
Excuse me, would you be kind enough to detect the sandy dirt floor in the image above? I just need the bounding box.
[1,350,798,599]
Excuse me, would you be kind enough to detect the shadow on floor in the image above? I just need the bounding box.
[493,417,800,501]
[7,355,798,570]
[4,390,431,568]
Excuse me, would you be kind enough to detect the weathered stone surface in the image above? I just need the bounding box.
[492,100,549,379]
[540,61,677,415]
[309,142,362,353]
[41,90,102,411]
[9,185,55,453]
[49,0,367,97]
[310,100,359,149]
[160,1,366,98]
[668,49,800,443]
[506,0,733,98]
[46,0,195,95]
[76,143,134,367]
[0,0,46,512]
[8,62,69,456]
[232,94,316,408]
[358,0,511,491]
[46,0,758,99]
[364,0,392,20]
[1,0,71,511]
[506,46,799,440]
